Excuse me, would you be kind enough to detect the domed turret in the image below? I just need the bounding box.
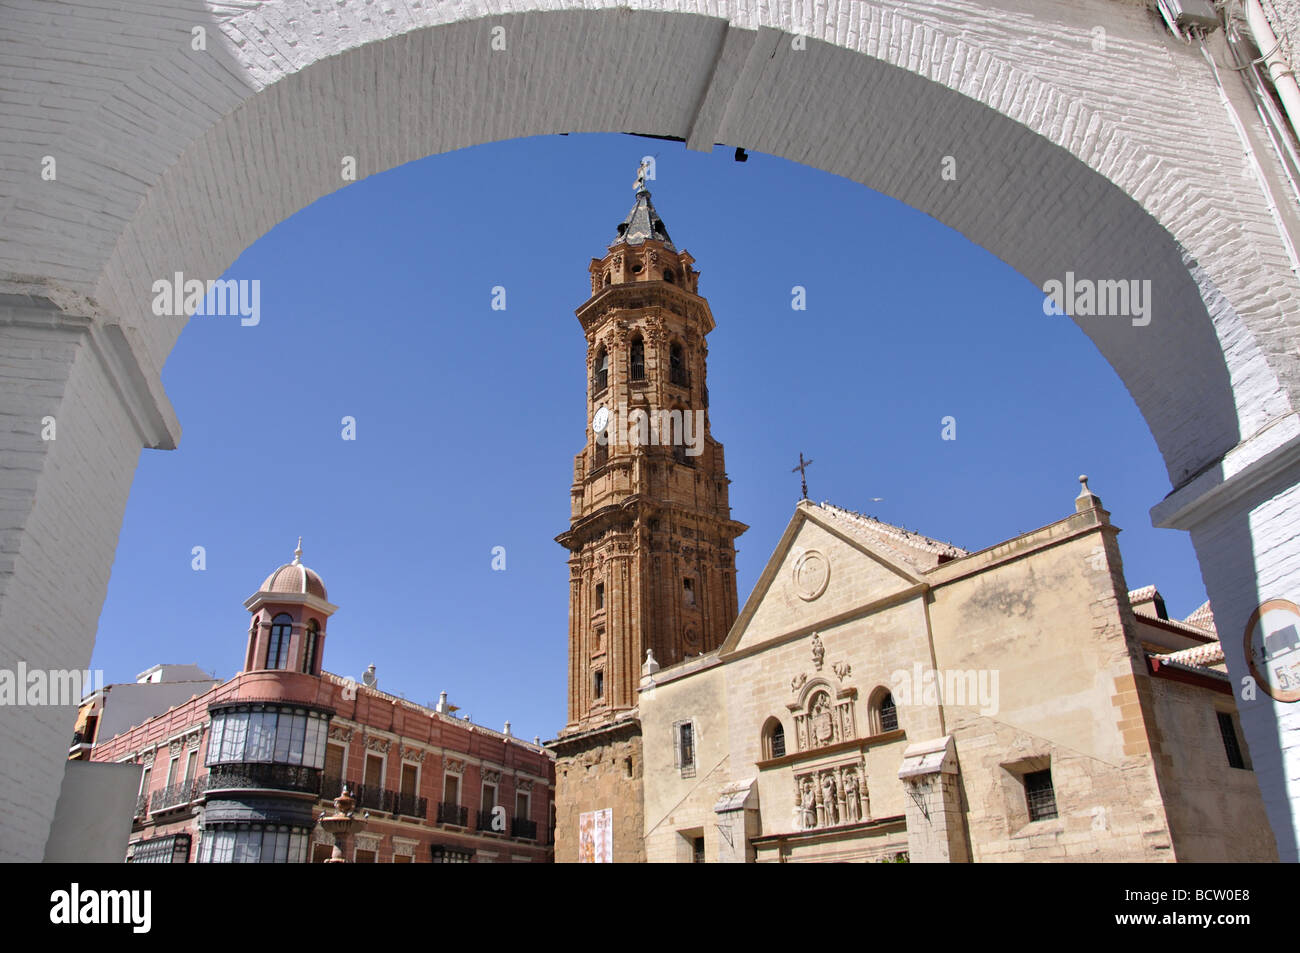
[242,538,337,675]
[258,538,328,600]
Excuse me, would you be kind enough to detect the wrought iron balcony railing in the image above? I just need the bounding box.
[392,791,427,819]
[204,762,321,796]
[512,817,538,840]
[316,777,426,819]
[134,793,149,818]
[437,801,468,827]
[318,775,348,802]
[151,776,208,812]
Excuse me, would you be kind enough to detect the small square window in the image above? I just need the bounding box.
[1024,769,1058,822]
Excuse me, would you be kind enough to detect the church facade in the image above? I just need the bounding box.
[638,486,1276,862]
[549,183,1275,863]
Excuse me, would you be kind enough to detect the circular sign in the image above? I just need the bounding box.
[792,549,830,602]
[1244,598,1300,703]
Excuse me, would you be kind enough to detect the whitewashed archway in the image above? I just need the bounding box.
[2,0,1299,861]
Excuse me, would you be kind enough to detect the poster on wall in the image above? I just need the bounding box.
[578,808,612,863]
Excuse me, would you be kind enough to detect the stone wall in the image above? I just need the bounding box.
[551,724,645,863]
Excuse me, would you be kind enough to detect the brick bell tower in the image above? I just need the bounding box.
[548,173,747,862]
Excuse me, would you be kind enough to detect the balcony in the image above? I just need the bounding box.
[321,778,426,819]
[205,762,321,797]
[392,791,427,819]
[437,801,468,827]
[318,775,348,802]
[151,776,208,813]
[134,793,149,819]
[477,808,506,834]
[512,817,538,840]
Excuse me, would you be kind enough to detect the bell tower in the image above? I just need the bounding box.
[549,177,747,862]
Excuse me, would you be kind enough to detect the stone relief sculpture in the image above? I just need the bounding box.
[843,770,861,823]
[821,774,839,825]
[792,763,868,833]
[811,633,825,670]
[791,680,858,752]
[811,691,835,747]
[800,778,817,830]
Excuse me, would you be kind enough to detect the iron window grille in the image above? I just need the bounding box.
[1024,769,1058,822]
[879,693,899,733]
[1217,711,1246,769]
[770,724,786,759]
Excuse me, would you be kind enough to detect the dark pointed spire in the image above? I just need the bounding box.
[613,190,676,251]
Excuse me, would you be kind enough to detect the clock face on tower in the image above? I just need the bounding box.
[592,406,610,436]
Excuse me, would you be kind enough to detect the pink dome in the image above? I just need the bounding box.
[259,539,327,599]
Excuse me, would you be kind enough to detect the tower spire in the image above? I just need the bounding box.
[293,536,303,565]
[612,188,675,251]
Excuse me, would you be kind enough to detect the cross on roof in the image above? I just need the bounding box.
[792,452,814,500]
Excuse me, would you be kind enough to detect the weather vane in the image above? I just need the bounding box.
[634,158,651,192]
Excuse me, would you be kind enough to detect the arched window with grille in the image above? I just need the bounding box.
[266,614,293,670]
[874,688,898,734]
[762,717,786,759]
[302,619,320,675]
[629,336,645,381]
[594,348,609,393]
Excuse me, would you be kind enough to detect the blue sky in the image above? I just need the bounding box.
[90,133,1207,742]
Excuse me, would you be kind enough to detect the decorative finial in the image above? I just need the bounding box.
[1075,473,1105,515]
[293,536,303,565]
[633,158,650,193]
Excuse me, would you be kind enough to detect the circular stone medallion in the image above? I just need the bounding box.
[792,549,830,601]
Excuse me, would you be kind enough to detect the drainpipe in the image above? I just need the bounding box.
[1245,0,1300,140]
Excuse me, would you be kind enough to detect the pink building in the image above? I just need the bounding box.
[90,542,555,863]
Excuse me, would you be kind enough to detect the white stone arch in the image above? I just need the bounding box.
[2,0,1300,861]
